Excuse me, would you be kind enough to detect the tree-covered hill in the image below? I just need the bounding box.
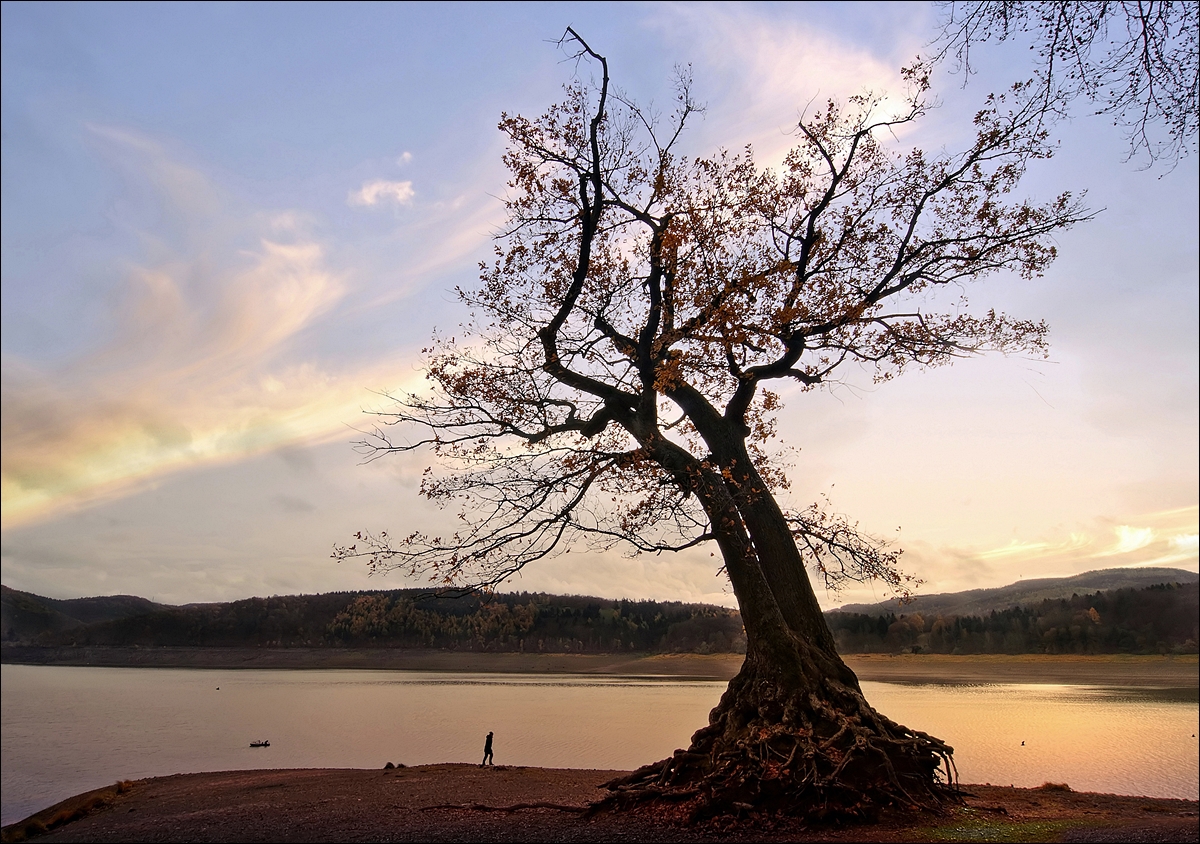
[836,567,1198,618]
[2,588,747,655]
[1,585,168,642]
[829,581,1198,655]
[3,572,1196,655]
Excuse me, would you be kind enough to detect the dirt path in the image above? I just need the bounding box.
[4,766,1196,843]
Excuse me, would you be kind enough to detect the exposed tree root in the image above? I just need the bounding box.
[592,648,959,824]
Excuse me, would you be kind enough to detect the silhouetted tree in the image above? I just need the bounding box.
[935,1,1199,166]
[335,30,1088,820]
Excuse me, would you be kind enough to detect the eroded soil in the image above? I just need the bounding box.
[3,765,1196,843]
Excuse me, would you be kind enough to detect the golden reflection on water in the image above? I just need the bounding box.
[860,681,1198,798]
[2,666,1196,826]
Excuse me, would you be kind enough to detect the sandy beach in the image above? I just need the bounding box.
[3,765,1197,843]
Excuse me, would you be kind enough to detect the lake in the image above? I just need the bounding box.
[2,664,1197,825]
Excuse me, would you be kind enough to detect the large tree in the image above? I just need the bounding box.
[336,31,1088,820]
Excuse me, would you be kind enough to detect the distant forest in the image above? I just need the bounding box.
[1,588,747,655]
[2,580,1196,655]
[828,582,1198,655]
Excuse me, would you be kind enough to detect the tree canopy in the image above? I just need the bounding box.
[339,41,1085,601]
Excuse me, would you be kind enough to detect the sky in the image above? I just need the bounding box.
[2,2,1196,608]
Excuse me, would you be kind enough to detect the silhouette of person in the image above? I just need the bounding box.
[481,731,494,767]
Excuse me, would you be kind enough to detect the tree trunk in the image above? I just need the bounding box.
[598,448,957,822]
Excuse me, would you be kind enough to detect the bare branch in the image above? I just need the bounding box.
[933,1,1199,167]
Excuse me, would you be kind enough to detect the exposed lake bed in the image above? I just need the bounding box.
[3,647,1197,686]
[6,766,1198,843]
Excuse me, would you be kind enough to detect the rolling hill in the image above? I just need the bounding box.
[3,566,1196,655]
[834,567,1198,618]
[1,585,168,642]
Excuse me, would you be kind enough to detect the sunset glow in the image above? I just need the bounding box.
[2,3,1195,605]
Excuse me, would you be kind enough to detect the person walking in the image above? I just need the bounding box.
[481,731,494,767]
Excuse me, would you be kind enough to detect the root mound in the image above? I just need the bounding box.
[595,649,959,824]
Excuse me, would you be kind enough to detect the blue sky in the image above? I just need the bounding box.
[2,2,1196,606]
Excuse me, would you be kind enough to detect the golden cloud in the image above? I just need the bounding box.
[972,506,1200,573]
[1,132,427,530]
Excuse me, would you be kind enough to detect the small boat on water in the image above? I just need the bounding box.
[249,740,270,748]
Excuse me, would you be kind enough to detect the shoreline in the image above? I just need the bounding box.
[4,765,1197,843]
[2,646,1197,686]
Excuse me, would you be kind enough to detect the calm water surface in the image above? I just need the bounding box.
[2,664,1196,824]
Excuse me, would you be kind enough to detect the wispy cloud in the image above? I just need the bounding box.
[1,130,425,529]
[348,179,415,207]
[983,508,1199,571]
[818,506,1199,608]
[1170,533,1199,554]
[648,5,919,162]
[939,507,1198,586]
[1110,525,1156,555]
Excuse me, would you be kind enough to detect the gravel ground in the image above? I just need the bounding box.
[3,766,1197,843]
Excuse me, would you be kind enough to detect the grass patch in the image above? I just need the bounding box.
[912,809,1078,842]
